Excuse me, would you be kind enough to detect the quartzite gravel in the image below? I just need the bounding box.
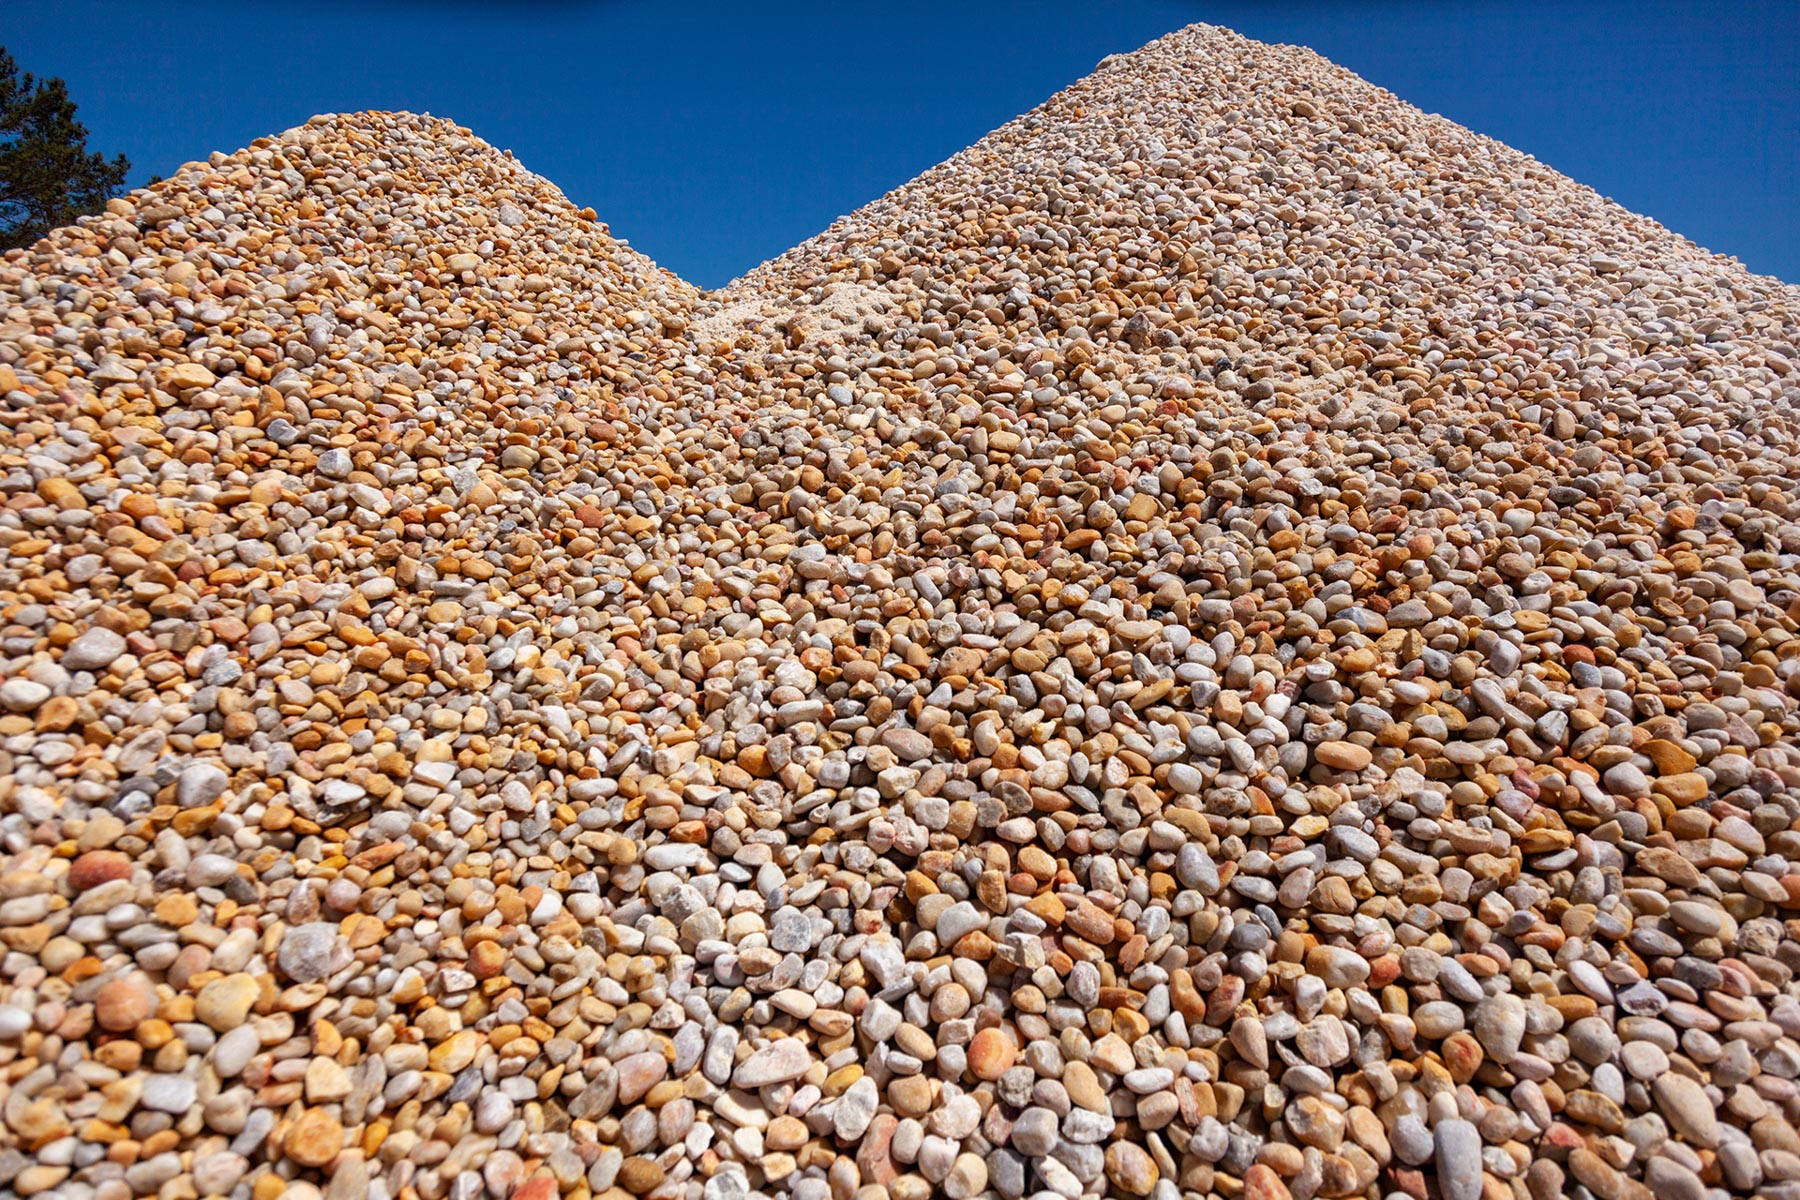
[2,21,1800,1200]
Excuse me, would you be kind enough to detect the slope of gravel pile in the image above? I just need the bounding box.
[3,22,1800,1200]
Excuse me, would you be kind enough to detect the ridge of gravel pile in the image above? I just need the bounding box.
[4,21,1800,1200]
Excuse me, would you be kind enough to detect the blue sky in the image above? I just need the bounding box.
[6,1,1795,288]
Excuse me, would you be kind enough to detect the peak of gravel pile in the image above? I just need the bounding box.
[3,23,1800,1200]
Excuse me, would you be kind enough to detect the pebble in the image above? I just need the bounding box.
[1433,1119,1484,1200]
[140,1074,197,1114]
[733,1040,811,1088]
[0,680,49,711]
[277,923,345,983]
[191,1152,248,1196]
[967,1028,1016,1080]
[212,1024,261,1077]
[943,1153,988,1199]
[1471,994,1526,1064]
[60,626,127,672]
[1105,1142,1159,1195]
[194,973,259,1031]
[0,22,1794,1200]
[1306,945,1369,989]
[93,974,155,1032]
[615,1051,668,1104]
[1011,1107,1060,1156]
[1652,1074,1720,1147]
[1314,740,1371,771]
[285,1109,344,1168]
[933,901,986,946]
[835,1076,879,1141]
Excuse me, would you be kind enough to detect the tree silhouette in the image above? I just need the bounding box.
[0,47,130,250]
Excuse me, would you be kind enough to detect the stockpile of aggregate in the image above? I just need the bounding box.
[2,22,1800,1200]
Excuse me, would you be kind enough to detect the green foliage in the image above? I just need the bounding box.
[0,47,130,250]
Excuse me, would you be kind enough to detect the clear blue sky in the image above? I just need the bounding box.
[6,1,1795,288]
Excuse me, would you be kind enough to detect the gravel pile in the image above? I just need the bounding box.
[3,21,1800,1200]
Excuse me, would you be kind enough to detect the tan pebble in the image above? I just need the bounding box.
[1315,741,1372,771]
[94,975,156,1033]
[1105,1142,1158,1195]
[284,1107,344,1168]
[966,1027,1015,1080]
[194,974,260,1031]
[617,1158,664,1194]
